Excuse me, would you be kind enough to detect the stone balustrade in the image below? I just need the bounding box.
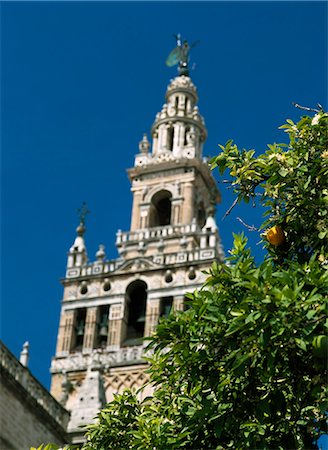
[65,245,219,280]
[116,223,200,245]
[51,345,146,374]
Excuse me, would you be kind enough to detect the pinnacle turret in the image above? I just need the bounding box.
[135,75,206,167]
[67,220,88,268]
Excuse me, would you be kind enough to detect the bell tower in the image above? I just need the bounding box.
[50,52,224,444]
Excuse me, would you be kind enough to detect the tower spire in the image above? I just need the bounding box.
[67,202,89,268]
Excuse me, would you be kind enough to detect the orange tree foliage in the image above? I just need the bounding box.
[38,112,328,450]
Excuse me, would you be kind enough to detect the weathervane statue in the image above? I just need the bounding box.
[166,34,199,76]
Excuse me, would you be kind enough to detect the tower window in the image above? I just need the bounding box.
[124,280,147,346]
[74,308,86,351]
[97,305,109,348]
[149,190,172,227]
[167,127,174,151]
[184,126,190,146]
[160,297,173,318]
[197,202,206,228]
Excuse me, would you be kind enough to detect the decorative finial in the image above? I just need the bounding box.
[96,244,106,261]
[139,134,150,154]
[166,34,199,76]
[20,341,29,367]
[76,202,89,236]
[77,201,90,225]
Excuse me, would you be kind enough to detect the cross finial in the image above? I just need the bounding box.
[77,202,90,225]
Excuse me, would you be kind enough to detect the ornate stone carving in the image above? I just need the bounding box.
[51,345,147,374]
[166,75,197,96]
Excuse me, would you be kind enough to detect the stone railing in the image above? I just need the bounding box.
[51,345,146,374]
[65,245,220,280]
[116,223,199,245]
[0,341,70,428]
[65,258,121,279]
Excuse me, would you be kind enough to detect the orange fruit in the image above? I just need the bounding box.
[266,225,285,246]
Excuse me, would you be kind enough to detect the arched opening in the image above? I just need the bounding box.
[175,96,179,111]
[97,305,109,349]
[184,126,191,146]
[149,190,172,227]
[167,126,174,151]
[160,296,173,318]
[73,308,86,352]
[124,280,147,346]
[197,202,206,228]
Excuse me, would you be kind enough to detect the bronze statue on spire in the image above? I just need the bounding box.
[166,34,199,76]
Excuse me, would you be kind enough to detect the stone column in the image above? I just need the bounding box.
[139,207,149,229]
[171,199,182,225]
[144,299,161,336]
[173,295,185,312]
[56,309,75,355]
[178,123,186,149]
[130,190,142,231]
[108,304,124,348]
[83,307,98,351]
[172,123,181,156]
[158,124,167,151]
[152,132,158,155]
[182,182,194,224]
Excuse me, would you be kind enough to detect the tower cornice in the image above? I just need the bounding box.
[128,158,221,203]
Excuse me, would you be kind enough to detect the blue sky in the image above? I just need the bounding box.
[1,0,327,410]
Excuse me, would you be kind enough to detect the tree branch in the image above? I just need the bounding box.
[292,102,320,113]
[222,197,238,220]
[236,217,258,231]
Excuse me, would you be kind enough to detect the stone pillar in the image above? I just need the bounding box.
[182,182,194,224]
[209,233,217,248]
[130,190,142,231]
[171,199,182,225]
[144,299,161,336]
[67,254,74,268]
[108,304,124,348]
[158,124,167,151]
[139,207,149,229]
[172,123,180,156]
[152,132,158,155]
[83,307,98,351]
[56,309,75,355]
[178,123,186,148]
[173,295,185,312]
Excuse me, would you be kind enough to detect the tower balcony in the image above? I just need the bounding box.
[116,223,199,246]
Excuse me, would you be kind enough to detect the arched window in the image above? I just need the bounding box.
[184,126,190,146]
[124,280,147,346]
[74,308,86,351]
[175,96,179,111]
[149,190,172,227]
[97,305,109,349]
[197,201,206,228]
[160,296,173,318]
[167,126,174,151]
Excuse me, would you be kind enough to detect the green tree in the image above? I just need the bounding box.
[67,111,327,450]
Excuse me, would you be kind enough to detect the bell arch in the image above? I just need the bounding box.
[124,280,147,346]
[148,190,172,227]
